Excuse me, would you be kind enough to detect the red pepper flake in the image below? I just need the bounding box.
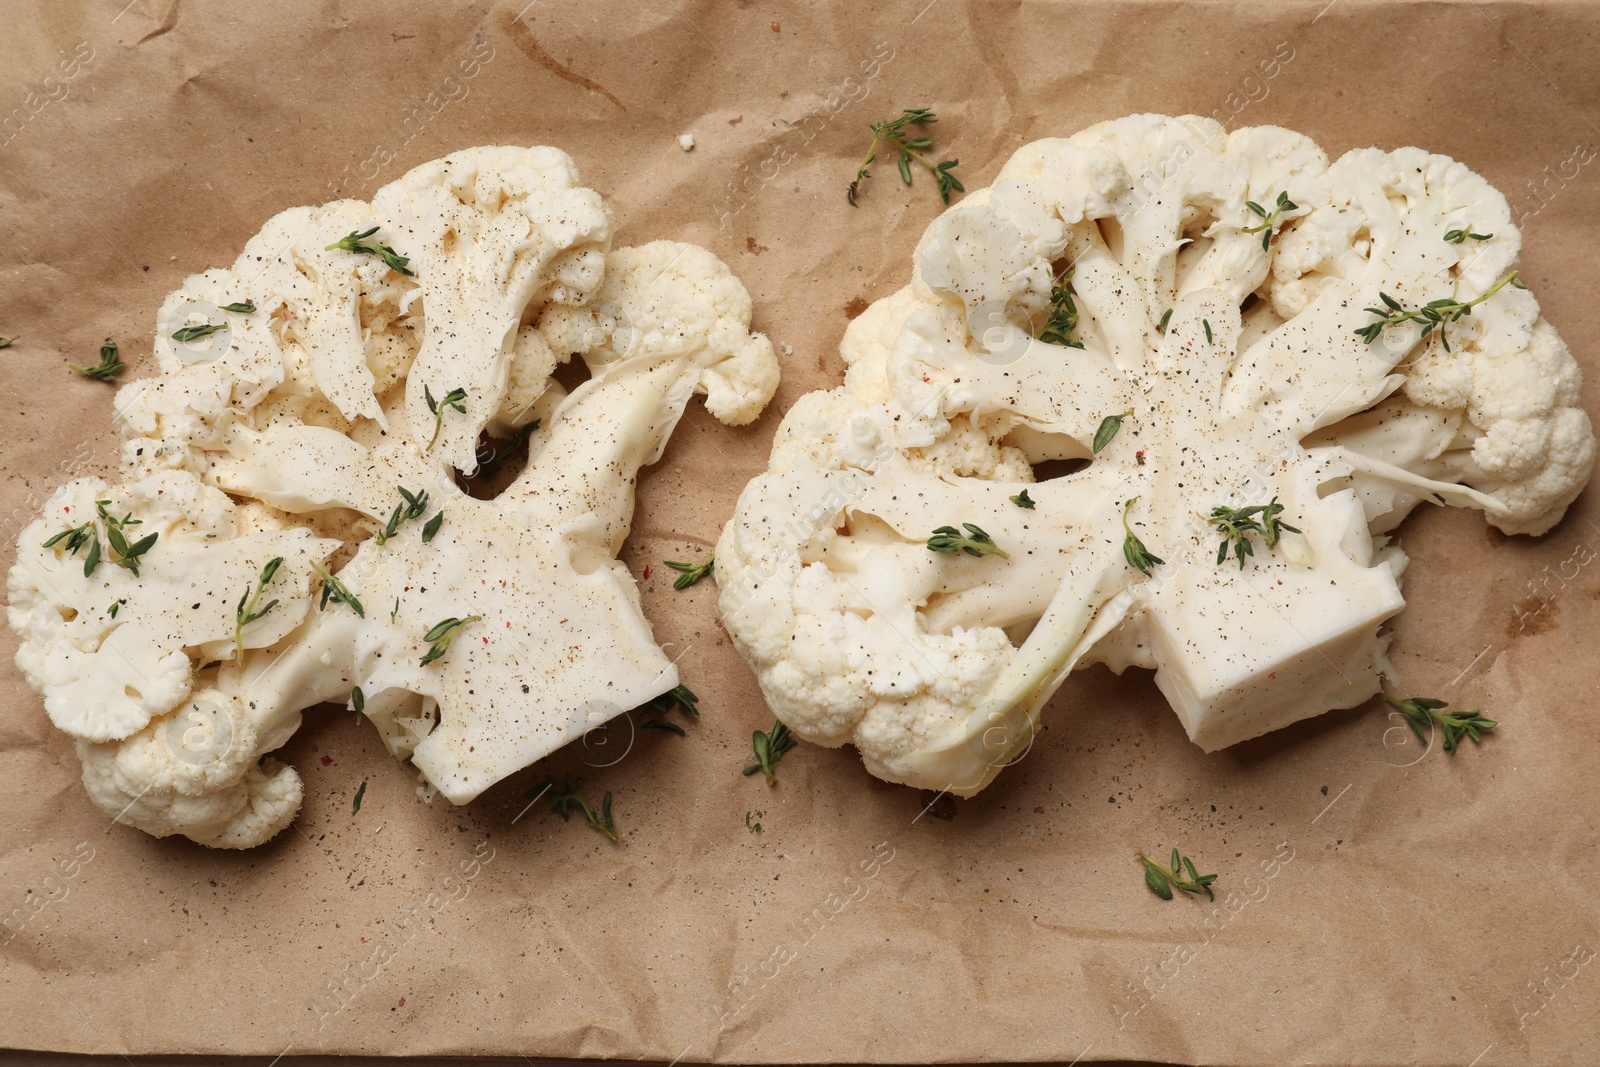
[398,997,406,1007]
[505,620,511,628]
[921,375,931,383]
[1135,450,1146,465]
[1033,806,1044,814]
[643,565,653,580]
[320,755,333,767]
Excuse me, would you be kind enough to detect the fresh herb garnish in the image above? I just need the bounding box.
[1156,308,1173,335]
[220,301,257,314]
[352,780,367,814]
[1037,272,1084,349]
[0,336,16,348]
[234,556,284,663]
[1010,488,1036,509]
[927,523,1009,559]
[642,684,700,718]
[744,719,797,785]
[424,385,468,450]
[1203,319,1213,344]
[171,322,228,343]
[1387,696,1497,755]
[419,614,480,666]
[848,108,963,206]
[390,597,400,623]
[746,810,762,833]
[665,556,715,589]
[1203,496,1301,569]
[42,519,99,576]
[1242,190,1298,251]
[1121,497,1163,577]
[1355,270,1526,351]
[325,226,415,276]
[474,419,540,478]
[374,486,430,546]
[1140,848,1218,900]
[421,511,444,543]
[312,561,366,617]
[1093,409,1133,454]
[550,775,618,841]
[71,341,125,382]
[351,685,365,716]
[96,500,158,576]
[638,685,698,734]
[1443,226,1493,244]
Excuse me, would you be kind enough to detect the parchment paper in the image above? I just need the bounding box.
[2,1,1598,1063]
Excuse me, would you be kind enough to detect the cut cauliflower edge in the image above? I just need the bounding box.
[716,113,1594,797]
[8,145,779,847]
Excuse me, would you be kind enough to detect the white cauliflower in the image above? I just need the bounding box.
[9,145,779,845]
[717,114,1594,797]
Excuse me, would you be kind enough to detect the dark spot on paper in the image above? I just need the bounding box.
[844,297,869,319]
[746,237,767,255]
[496,10,625,110]
[1508,594,1559,636]
[922,791,956,821]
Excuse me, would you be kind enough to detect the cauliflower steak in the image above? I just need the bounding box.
[8,146,779,846]
[716,114,1593,796]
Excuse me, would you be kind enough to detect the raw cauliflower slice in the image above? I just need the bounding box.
[717,114,1593,797]
[8,146,779,845]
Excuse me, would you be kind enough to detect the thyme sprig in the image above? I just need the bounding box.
[1038,271,1084,349]
[474,419,540,479]
[234,556,284,663]
[1443,225,1493,244]
[325,226,415,276]
[927,524,1009,559]
[638,684,699,734]
[665,556,715,589]
[1387,696,1497,755]
[1140,848,1218,900]
[1354,270,1526,351]
[96,500,158,577]
[1010,488,1036,509]
[1242,190,1298,251]
[424,385,468,450]
[1121,497,1163,577]
[1203,496,1300,570]
[848,108,963,206]
[744,719,796,785]
[550,775,618,841]
[312,561,366,617]
[71,341,124,382]
[42,519,100,576]
[419,614,480,666]
[374,486,430,546]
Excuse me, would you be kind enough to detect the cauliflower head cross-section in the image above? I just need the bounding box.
[716,114,1593,796]
[8,145,778,846]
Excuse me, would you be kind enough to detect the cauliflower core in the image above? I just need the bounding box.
[8,145,778,846]
[716,114,1593,796]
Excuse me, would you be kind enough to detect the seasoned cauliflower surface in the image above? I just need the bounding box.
[717,114,1593,796]
[9,145,779,846]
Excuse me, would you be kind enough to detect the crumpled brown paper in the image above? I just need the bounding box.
[1,1,1597,1063]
